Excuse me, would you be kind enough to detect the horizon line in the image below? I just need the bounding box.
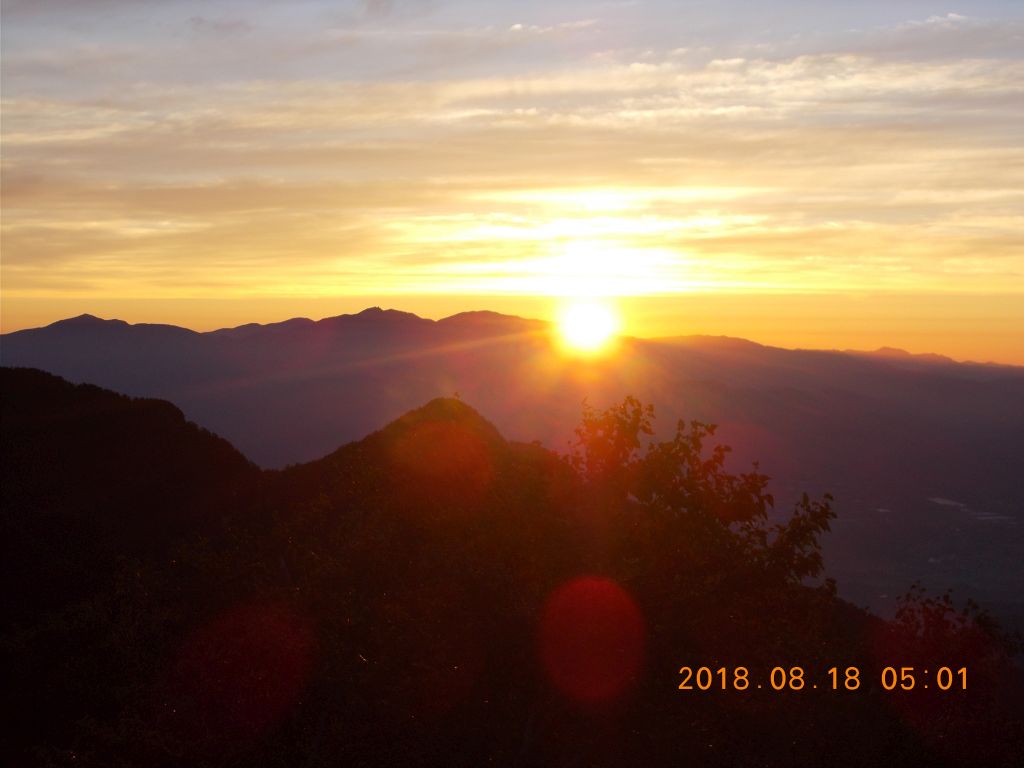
[4,305,1021,369]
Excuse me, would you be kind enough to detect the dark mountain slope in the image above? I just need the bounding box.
[277,396,512,510]
[2,373,1021,766]
[1,367,257,621]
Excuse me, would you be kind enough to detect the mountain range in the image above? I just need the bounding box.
[3,307,1023,622]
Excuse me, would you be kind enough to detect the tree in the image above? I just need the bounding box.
[568,396,835,589]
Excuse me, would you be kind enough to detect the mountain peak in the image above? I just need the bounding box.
[370,396,507,456]
[382,396,502,436]
[438,310,547,332]
[49,314,128,329]
[354,306,420,320]
[315,307,429,328]
[441,310,502,322]
[873,346,912,357]
[856,347,956,364]
[292,395,508,506]
[412,396,487,421]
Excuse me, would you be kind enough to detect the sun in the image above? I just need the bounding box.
[557,301,620,354]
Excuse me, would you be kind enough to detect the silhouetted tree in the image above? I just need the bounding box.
[569,396,834,589]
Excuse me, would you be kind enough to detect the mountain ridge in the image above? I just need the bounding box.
[10,309,1020,368]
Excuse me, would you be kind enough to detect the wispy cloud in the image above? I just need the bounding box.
[2,1,1022,306]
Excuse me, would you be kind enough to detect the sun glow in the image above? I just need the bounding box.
[557,301,620,354]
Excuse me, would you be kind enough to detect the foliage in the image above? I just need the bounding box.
[569,396,835,589]
[2,371,1021,768]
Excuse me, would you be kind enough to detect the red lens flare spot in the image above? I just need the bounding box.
[391,419,494,512]
[540,576,645,705]
[168,600,316,748]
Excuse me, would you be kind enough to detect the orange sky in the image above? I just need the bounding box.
[2,1,1022,363]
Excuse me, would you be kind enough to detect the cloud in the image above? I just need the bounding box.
[852,12,1024,60]
[2,3,1022,302]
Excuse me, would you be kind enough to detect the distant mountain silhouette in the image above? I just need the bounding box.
[3,309,1023,621]
[2,369,1020,767]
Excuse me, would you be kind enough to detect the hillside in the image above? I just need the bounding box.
[1,370,1021,767]
[1,368,258,622]
[3,308,1023,619]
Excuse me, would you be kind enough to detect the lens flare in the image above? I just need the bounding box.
[540,576,645,705]
[167,600,315,750]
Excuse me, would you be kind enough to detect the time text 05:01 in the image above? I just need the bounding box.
[678,666,967,692]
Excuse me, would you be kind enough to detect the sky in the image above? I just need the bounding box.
[2,1,1023,362]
